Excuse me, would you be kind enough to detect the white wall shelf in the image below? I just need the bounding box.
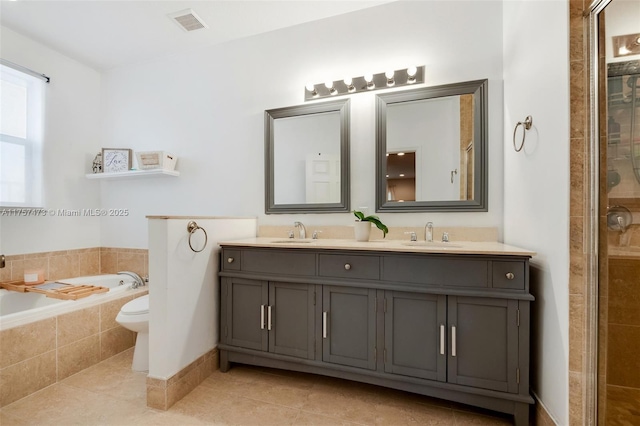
[85,169,180,180]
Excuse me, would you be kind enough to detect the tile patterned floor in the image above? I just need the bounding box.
[0,349,514,425]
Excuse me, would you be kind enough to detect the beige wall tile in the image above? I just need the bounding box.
[58,335,101,380]
[608,258,640,326]
[606,385,640,425]
[10,257,48,282]
[0,350,56,407]
[48,254,79,281]
[100,296,134,331]
[100,251,118,274]
[57,306,100,347]
[569,371,584,426]
[117,252,146,277]
[607,324,640,388]
[0,264,11,282]
[78,251,100,276]
[147,385,167,410]
[166,367,201,409]
[569,294,585,373]
[100,326,134,360]
[0,318,56,369]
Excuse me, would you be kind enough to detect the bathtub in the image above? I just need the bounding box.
[0,274,144,330]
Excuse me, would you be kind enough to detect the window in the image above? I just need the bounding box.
[0,61,46,208]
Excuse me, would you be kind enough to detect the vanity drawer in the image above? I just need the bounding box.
[242,249,316,276]
[222,249,242,271]
[319,254,380,280]
[492,261,525,290]
[382,255,488,288]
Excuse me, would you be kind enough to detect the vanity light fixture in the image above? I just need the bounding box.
[304,66,425,101]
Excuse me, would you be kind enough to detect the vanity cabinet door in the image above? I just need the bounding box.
[383,291,447,381]
[447,296,519,393]
[221,277,268,351]
[322,286,377,370]
[268,281,315,360]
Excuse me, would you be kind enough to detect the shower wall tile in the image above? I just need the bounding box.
[100,251,118,274]
[0,318,56,369]
[608,258,640,326]
[57,306,100,347]
[607,324,640,388]
[0,350,56,407]
[10,257,48,282]
[606,385,640,426]
[58,335,101,381]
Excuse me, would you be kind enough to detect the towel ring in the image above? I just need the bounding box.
[513,115,533,152]
[187,221,208,253]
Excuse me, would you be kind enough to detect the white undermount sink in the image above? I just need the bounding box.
[401,241,462,248]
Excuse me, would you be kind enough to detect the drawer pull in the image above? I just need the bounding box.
[267,305,272,331]
[505,272,515,280]
[227,257,234,264]
[440,324,445,355]
[344,263,351,270]
[260,305,265,330]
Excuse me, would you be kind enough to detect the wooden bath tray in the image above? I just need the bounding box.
[0,280,109,300]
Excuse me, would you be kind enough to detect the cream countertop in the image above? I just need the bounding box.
[218,237,536,257]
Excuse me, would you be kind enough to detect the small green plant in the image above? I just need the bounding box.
[353,211,388,238]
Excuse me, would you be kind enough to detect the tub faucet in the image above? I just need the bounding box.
[118,271,145,289]
[294,221,307,239]
[425,222,433,242]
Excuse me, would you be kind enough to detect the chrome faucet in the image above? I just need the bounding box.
[425,222,433,242]
[117,271,145,289]
[294,221,307,239]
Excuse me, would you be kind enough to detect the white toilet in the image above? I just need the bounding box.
[116,294,149,372]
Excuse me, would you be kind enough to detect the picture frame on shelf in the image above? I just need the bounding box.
[101,148,132,173]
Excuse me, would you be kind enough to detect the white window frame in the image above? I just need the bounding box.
[0,60,47,208]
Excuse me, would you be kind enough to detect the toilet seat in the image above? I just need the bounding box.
[121,295,149,315]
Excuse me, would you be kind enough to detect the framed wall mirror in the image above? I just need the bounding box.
[375,79,488,212]
[265,99,350,214]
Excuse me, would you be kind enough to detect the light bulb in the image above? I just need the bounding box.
[407,66,418,83]
[364,73,375,89]
[385,70,395,87]
[343,77,352,85]
[305,83,315,92]
[397,152,405,156]
[325,81,337,95]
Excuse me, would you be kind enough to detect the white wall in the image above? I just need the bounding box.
[148,216,256,379]
[99,1,504,248]
[0,26,102,254]
[502,1,570,424]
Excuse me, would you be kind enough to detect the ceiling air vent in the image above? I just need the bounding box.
[168,9,209,32]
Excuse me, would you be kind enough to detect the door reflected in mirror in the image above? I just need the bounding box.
[376,79,487,212]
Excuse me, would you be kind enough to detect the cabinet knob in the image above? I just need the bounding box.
[227,257,234,264]
[505,272,515,280]
[344,263,351,270]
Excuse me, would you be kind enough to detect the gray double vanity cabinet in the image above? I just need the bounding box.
[218,239,535,425]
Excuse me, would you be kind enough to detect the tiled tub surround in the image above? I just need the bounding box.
[0,247,148,283]
[0,247,149,408]
[0,287,148,407]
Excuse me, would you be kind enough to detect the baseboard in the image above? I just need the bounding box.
[146,348,219,410]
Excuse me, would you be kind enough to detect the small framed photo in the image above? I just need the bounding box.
[101,148,132,173]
